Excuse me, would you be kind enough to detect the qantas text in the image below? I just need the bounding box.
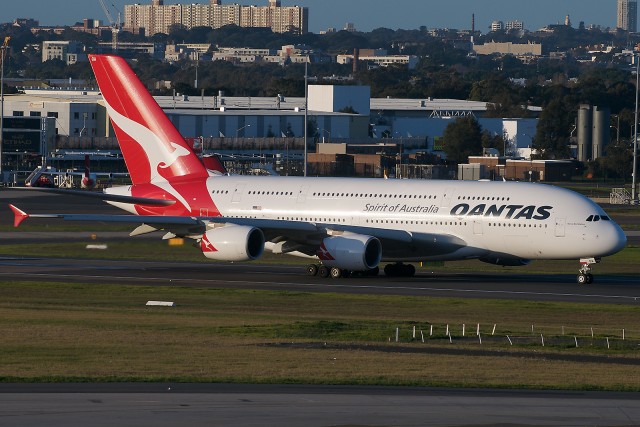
[449,204,552,220]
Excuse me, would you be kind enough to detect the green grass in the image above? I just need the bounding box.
[0,208,638,390]
[1,281,640,389]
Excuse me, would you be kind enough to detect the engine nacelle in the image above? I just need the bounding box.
[479,255,531,267]
[201,225,265,262]
[318,234,382,271]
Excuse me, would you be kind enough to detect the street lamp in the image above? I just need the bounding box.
[611,114,620,143]
[318,128,330,143]
[236,124,251,138]
[0,37,9,183]
[303,58,309,177]
[633,55,639,203]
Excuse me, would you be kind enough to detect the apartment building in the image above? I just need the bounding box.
[617,0,638,32]
[41,41,87,65]
[124,0,308,36]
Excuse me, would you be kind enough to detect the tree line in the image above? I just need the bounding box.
[0,22,637,180]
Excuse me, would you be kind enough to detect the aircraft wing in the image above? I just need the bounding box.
[194,217,467,258]
[9,206,466,258]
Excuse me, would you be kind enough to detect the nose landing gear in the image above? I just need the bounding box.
[577,258,599,284]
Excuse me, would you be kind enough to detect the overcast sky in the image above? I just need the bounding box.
[0,0,620,33]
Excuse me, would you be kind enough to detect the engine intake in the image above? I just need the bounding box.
[318,234,382,271]
[201,225,265,262]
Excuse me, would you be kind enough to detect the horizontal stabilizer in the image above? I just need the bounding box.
[7,187,175,206]
[9,204,29,228]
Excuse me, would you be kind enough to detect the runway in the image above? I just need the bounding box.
[1,255,639,304]
[1,384,640,427]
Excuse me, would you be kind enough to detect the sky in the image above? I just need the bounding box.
[0,0,620,34]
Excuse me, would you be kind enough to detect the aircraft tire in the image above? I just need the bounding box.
[405,264,416,277]
[384,264,396,277]
[306,264,318,276]
[330,267,342,279]
[586,273,594,284]
[577,273,588,284]
[318,265,330,278]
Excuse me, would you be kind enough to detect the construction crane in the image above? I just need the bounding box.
[98,0,120,53]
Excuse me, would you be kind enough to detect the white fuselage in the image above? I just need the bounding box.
[109,176,627,263]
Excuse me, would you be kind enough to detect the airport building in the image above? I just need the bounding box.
[0,85,541,182]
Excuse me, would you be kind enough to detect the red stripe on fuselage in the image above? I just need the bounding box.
[130,181,221,217]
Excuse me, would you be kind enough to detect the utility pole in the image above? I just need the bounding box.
[303,59,308,177]
[634,55,639,203]
[0,37,10,184]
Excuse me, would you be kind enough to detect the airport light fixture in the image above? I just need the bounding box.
[0,37,9,183]
[318,128,330,142]
[236,124,251,137]
[303,59,309,177]
[634,55,639,204]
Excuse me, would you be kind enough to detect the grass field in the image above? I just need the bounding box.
[0,203,638,390]
[1,280,640,390]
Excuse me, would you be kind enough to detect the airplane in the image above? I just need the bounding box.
[8,54,627,284]
[25,154,127,190]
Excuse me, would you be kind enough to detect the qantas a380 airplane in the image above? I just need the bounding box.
[9,55,627,284]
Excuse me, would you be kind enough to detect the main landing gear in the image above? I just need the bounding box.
[383,263,416,278]
[306,263,416,279]
[577,258,599,284]
[306,264,379,279]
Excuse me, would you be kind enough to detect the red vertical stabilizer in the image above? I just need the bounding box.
[88,54,225,185]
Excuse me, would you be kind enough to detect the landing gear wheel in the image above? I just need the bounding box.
[384,263,416,278]
[577,258,599,285]
[318,265,330,278]
[341,269,351,278]
[368,266,380,277]
[330,267,342,279]
[384,264,395,277]
[306,264,318,276]
[405,264,416,277]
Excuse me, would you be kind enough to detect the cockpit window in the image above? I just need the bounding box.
[586,215,594,222]
[593,215,600,222]
[601,216,611,221]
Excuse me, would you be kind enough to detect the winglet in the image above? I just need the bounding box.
[9,204,29,228]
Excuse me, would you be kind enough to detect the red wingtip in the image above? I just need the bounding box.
[9,204,29,228]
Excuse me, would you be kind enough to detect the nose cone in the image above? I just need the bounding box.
[599,222,627,257]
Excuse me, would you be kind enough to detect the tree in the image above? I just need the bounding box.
[532,98,574,159]
[442,116,483,164]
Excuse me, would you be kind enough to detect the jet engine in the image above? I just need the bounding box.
[318,234,382,271]
[201,225,265,262]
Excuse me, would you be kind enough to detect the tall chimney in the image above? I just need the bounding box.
[353,48,359,74]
